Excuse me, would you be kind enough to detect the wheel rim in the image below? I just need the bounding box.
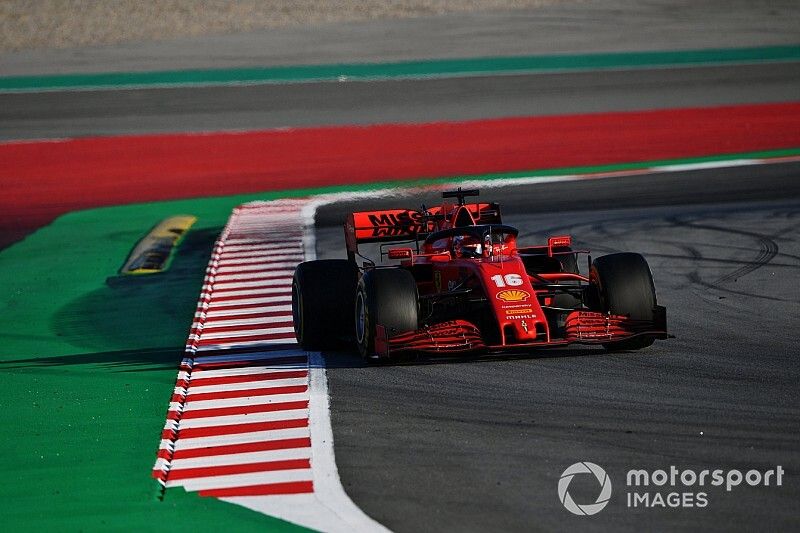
[355,291,366,345]
[292,282,302,339]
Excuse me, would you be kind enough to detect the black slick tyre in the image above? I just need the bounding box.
[292,259,358,350]
[355,268,418,361]
[590,252,657,351]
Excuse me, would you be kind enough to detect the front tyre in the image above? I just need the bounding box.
[356,268,418,361]
[590,252,657,351]
[292,259,358,350]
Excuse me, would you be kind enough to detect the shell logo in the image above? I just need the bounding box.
[496,289,530,302]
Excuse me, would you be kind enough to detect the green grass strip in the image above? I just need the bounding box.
[2,45,799,92]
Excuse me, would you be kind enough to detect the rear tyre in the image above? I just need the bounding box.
[590,252,657,351]
[292,259,358,350]
[355,269,418,361]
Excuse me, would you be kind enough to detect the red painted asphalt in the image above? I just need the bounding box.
[2,102,799,249]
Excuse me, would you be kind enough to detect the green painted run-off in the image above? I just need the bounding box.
[1,45,799,92]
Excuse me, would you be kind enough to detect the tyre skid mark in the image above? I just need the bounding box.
[665,217,782,284]
[520,205,799,298]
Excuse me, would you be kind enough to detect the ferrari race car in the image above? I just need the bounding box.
[292,189,667,360]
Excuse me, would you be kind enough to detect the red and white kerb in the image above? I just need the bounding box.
[153,200,312,497]
[152,199,387,532]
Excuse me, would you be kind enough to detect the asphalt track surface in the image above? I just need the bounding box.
[4,2,799,528]
[2,62,800,140]
[314,165,800,531]
[4,76,799,532]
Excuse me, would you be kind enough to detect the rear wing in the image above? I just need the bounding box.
[344,202,501,257]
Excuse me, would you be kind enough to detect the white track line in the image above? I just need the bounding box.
[207,296,292,307]
[192,349,304,365]
[185,377,307,395]
[203,315,294,328]
[216,254,304,265]
[199,327,296,341]
[170,427,311,451]
[167,469,313,491]
[195,338,296,351]
[214,262,301,273]
[205,304,293,318]
[218,253,301,263]
[165,448,312,470]
[188,365,307,379]
[212,270,295,282]
[173,410,309,429]
[209,286,292,298]
[181,393,311,412]
[213,279,294,290]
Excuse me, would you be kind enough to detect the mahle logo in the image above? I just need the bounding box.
[558,462,612,516]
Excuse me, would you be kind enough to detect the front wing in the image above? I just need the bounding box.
[372,307,668,358]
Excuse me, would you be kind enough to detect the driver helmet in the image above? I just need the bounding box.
[453,235,482,258]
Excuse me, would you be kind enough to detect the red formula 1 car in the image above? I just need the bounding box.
[292,189,667,360]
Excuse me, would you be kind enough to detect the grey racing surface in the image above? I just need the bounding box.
[2,62,800,140]
[4,1,798,529]
[314,165,800,532]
